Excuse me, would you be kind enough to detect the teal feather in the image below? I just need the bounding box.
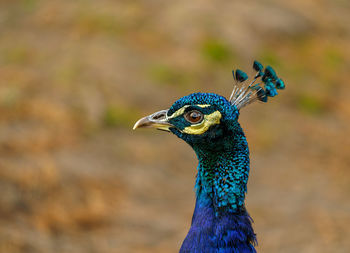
[137,61,286,252]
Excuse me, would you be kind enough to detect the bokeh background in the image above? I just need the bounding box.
[1,0,350,252]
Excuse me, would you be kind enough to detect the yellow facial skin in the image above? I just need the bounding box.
[168,104,222,135]
[182,110,221,135]
[167,104,211,119]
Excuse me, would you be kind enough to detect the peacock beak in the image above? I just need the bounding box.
[133,109,173,132]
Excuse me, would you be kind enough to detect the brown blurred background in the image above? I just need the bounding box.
[0,0,350,252]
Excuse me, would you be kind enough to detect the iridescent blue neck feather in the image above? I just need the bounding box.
[134,62,286,252]
[168,93,257,252]
[193,120,249,213]
[180,126,257,252]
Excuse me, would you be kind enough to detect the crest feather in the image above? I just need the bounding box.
[229,61,285,110]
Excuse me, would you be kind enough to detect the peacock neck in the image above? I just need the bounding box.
[193,122,250,213]
[180,123,257,252]
[180,191,256,253]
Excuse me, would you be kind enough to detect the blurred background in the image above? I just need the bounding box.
[0,0,349,252]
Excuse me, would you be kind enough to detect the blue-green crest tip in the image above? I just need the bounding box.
[229,60,285,109]
[264,66,277,80]
[253,61,264,72]
[276,78,285,89]
[235,69,248,82]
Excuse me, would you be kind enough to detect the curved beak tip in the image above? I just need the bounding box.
[133,109,172,132]
[133,117,148,130]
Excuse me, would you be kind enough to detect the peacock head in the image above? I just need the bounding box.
[133,61,285,149]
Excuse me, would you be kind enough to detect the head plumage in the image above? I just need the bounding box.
[229,60,285,110]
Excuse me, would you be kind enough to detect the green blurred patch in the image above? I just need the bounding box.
[54,63,82,86]
[323,46,344,69]
[2,46,33,65]
[0,87,21,107]
[288,63,309,83]
[103,105,139,128]
[258,49,282,68]
[22,0,37,11]
[147,64,190,87]
[200,39,233,64]
[76,11,122,36]
[296,94,327,115]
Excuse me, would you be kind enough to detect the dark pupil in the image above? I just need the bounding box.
[189,111,201,122]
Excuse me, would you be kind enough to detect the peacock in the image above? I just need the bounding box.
[133,61,285,253]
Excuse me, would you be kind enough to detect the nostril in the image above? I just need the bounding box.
[153,114,164,120]
[150,110,168,121]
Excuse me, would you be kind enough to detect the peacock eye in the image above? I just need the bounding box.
[184,110,203,124]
